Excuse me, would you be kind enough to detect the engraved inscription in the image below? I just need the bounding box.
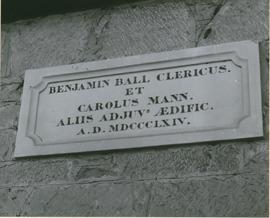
[14,41,263,157]
[30,60,246,145]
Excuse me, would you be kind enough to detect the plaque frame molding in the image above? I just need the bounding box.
[14,40,263,157]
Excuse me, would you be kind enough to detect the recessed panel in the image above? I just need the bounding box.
[14,40,263,157]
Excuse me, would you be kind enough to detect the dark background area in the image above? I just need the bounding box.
[1,0,142,23]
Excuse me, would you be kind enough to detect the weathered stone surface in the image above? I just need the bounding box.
[0,159,69,186]
[70,154,118,181]
[6,0,269,75]
[0,186,33,216]
[0,77,23,106]
[0,181,151,216]
[0,150,266,216]
[1,140,264,187]
[0,188,18,216]
[8,11,99,77]
[67,139,267,188]
[0,104,20,131]
[149,174,268,216]
[110,142,243,179]
[259,40,269,137]
[69,143,240,182]
[183,0,225,45]
[100,1,195,57]
[0,130,16,161]
[198,0,269,46]
[6,1,195,79]
[1,25,12,78]
[242,139,268,171]
[148,152,268,217]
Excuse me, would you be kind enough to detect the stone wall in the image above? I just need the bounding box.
[0,0,268,216]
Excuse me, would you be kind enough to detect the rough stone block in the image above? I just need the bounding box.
[0,181,151,216]
[0,188,20,216]
[198,0,269,46]
[101,1,195,58]
[70,154,119,181]
[0,151,266,216]
[0,77,23,106]
[69,141,243,182]
[0,140,247,185]
[242,140,268,172]
[0,130,16,161]
[1,25,11,78]
[8,11,99,77]
[0,104,20,131]
[114,142,244,179]
[0,159,70,186]
[149,153,268,216]
[0,186,34,216]
[259,40,269,137]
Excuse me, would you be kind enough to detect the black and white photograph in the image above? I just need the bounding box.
[0,0,269,216]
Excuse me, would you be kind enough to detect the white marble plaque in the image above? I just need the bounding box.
[14,40,263,157]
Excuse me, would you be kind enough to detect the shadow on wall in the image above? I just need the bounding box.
[1,0,145,23]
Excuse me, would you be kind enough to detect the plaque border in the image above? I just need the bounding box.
[14,40,263,158]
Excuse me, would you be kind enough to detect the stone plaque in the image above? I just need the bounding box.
[14,40,263,157]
